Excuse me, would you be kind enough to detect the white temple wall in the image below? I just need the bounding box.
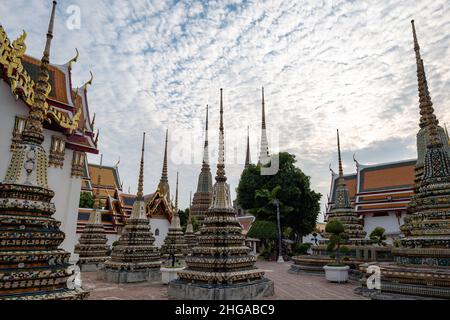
[0,83,83,260]
[150,218,170,248]
[363,212,406,244]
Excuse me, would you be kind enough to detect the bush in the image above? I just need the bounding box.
[248,220,277,240]
[293,243,312,255]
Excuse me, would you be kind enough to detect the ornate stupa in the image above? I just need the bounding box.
[184,192,198,254]
[160,172,188,264]
[412,22,450,190]
[191,106,213,224]
[258,87,270,166]
[0,1,88,300]
[361,21,450,299]
[101,133,161,283]
[325,130,367,240]
[291,131,391,275]
[73,155,109,271]
[169,89,274,300]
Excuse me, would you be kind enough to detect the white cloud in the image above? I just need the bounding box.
[2,0,450,219]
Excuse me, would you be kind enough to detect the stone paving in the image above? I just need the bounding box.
[81,261,366,300]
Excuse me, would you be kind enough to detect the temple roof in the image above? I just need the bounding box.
[327,158,416,215]
[88,163,122,191]
[0,25,98,154]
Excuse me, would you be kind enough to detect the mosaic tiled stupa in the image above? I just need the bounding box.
[0,1,88,300]
[73,157,109,271]
[184,192,198,255]
[160,172,188,264]
[191,106,213,224]
[360,21,450,299]
[291,131,390,274]
[101,133,161,283]
[169,89,274,300]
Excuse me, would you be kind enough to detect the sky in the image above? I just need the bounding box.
[1,0,450,220]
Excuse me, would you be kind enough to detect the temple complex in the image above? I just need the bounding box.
[74,156,109,271]
[77,160,170,247]
[184,192,198,254]
[168,89,274,300]
[101,133,161,283]
[191,106,213,224]
[0,1,88,299]
[160,172,188,264]
[358,20,450,300]
[291,131,391,274]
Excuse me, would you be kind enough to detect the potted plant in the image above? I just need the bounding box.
[161,247,185,285]
[323,220,350,283]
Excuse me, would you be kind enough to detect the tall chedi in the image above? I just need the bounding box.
[0,1,88,300]
[102,133,161,283]
[412,20,450,190]
[169,89,274,300]
[326,130,367,240]
[191,106,213,224]
[184,191,198,254]
[74,155,109,271]
[258,87,270,165]
[245,126,251,168]
[364,21,450,299]
[160,172,188,264]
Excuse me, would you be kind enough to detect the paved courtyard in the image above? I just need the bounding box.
[81,261,366,300]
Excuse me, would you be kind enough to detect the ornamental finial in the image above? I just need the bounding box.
[20,1,57,145]
[411,20,438,130]
[68,48,79,71]
[136,132,145,200]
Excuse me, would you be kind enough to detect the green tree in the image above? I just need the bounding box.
[325,220,348,265]
[237,152,321,238]
[370,227,387,246]
[247,220,277,240]
[79,192,94,208]
[179,208,200,232]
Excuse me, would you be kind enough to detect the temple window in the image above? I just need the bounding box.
[71,151,86,178]
[48,136,65,168]
[155,228,160,236]
[10,116,26,150]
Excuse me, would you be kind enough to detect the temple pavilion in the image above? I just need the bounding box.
[168,89,274,300]
[0,1,88,299]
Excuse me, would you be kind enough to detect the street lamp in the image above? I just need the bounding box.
[274,199,284,263]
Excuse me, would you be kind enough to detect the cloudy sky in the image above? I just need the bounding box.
[2,0,450,219]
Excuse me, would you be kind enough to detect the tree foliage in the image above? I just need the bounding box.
[247,220,277,240]
[179,208,199,232]
[236,152,321,238]
[325,220,348,265]
[370,227,387,246]
[79,192,94,208]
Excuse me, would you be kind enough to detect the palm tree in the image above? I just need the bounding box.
[255,185,285,262]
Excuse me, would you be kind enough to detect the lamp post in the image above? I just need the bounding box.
[274,199,284,263]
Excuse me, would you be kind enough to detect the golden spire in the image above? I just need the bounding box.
[245,125,251,168]
[21,0,57,145]
[337,129,344,178]
[174,171,179,212]
[411,20,438,130]
[93,154,103,209]
[216,88,226,182]
[202,105,209,164]
[157,129,170,199]
[136,132,145,201]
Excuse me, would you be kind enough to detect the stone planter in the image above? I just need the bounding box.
[161,267,185,285]
[323,265,349,283]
